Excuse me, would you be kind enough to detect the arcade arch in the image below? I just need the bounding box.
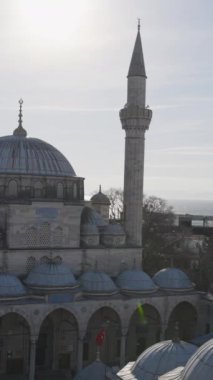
[36,308,78,376]
[0,312,30,376]
[84,307,121,367]
[126,304,161,361]
[166,301,197,341]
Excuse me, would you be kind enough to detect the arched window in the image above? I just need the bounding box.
[8,180,18,197]
[57,183,64,199]
[34,182,43,198]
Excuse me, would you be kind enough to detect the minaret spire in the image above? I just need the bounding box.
[13,99,27,137]
[120,26,152,247]
[127,21,146,79]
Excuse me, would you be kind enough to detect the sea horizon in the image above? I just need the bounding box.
[167,199,213,216]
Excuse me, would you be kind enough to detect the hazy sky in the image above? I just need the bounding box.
[0,0,213,201]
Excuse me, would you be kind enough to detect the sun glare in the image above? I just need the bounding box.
[19,0,89,48]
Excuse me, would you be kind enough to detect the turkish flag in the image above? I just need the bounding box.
[95,328,106,346]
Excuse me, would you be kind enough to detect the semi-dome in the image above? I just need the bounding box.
[0,273,26,297]
[79,271,118,296]
[117,340,197,380]
[81,207,107,227]
[153,268,194,291]
[24,262,78,290]
[116,270,158,294]
[0,135,76,177]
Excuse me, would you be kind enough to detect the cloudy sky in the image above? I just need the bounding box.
[0,0,213,201]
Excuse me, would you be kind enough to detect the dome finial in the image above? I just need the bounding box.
[18,98,23,127]
[13,99,27,137]
[99,184,102,193]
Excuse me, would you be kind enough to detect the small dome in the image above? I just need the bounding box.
[180,339,213,380]
[153,268,194,291]
[79,271,118,296]
[101,223,125,235]
[74,359,112,380]
[25,262,78,290]
[116,270,157,294]
[117,340,197,380]
[91,187,110,205]
[0,274,26,297]
[81,207,106,227]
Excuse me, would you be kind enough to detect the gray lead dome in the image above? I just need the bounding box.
[0,135,76,177]
[0,274,26,297]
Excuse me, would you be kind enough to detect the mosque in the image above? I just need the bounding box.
[0,24,212,380]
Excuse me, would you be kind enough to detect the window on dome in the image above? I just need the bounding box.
[57,183,64,199]
[73,183,77,199]
[8,180,18,197]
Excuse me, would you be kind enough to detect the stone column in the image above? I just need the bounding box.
[29,337,37,380]
[120,333,127,368]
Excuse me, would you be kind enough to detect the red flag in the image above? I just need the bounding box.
[95,328,106,347]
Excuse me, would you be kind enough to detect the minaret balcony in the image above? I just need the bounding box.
[120,104,152,121]
[120,105,152,132]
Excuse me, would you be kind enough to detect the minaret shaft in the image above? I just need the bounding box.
[120,27,152,247]
[123,131,145,246]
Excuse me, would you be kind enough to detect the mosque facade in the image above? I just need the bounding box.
[0,25,210,380]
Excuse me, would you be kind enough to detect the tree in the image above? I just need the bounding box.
[105,188,123,220]
[142,196,177,275]
[104,189,177,272]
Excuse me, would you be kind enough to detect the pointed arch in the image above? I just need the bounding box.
[126,304,161,361]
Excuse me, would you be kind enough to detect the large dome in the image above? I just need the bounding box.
[0,135,76,177]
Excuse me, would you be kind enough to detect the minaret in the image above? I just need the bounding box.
[120,21,152,246]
